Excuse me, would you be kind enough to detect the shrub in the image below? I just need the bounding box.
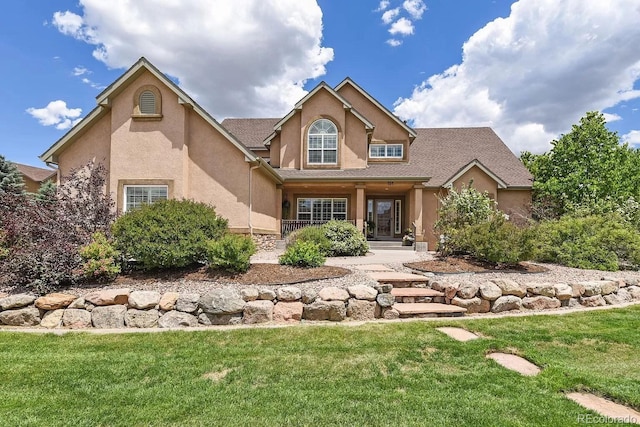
[286,226,331,256]
[321,220,368,256]
[112,199,227,270]
[279,240,325,267]
[206,234,256,273]
[78,232,121,282]
[531,213,640,271]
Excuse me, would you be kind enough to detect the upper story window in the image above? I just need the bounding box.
[132,85,162,120]
[369,143,403,159]
[307,119,337,164]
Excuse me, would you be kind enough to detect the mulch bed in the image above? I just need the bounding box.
[115,263,351,286]
[405,256,549,274]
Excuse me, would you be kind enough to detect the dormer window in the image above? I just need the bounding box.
[307,119,337,164]
[369,143,403,159]
[132,85,162,120]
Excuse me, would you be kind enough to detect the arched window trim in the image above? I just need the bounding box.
[307,118,338,165]
[132,85,162,120]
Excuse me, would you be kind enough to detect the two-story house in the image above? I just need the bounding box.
[40,57,532,249]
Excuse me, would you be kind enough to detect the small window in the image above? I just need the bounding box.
[124,185,168,212]
[394,200,402,234]
[369,144,403,159]
[139,91,156,114]
[307,119,338,164]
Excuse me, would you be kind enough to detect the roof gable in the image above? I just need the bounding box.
[443,159,508,189]
[13,163,56,182]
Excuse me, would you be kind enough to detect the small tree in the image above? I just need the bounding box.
[36,180,57,204]
[0,155,25,195]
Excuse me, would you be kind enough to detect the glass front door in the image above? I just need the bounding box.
[375,200,393,238]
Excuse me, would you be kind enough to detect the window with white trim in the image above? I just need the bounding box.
[307,119,338,164]
[297,198,347,221]
[369,144,403,159]
[394,200,402,234]
[124,185,168,212]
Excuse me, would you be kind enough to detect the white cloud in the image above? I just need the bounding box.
[73,66,90,76]
[381,8,400,24]
[602,112,622,123]
[622,130,640,146]
[387,39,403,47]
[403,0,427,20]
[52,0,333,119]
[375,0,390,12]
[394,0,640,154]
[389,17,414,36]
[26,100,83,130]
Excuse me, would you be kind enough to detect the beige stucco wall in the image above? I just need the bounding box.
[452,166,498,198]
[497,189,532,222]
[280,112,301,169]
[422,189,441,250]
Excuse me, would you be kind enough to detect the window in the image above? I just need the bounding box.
[139,91,156,114]
[369,144,403,159]
[394,199,402,234]
[297,198,347,221]
[124,185,168,212]
[307,119,338,164]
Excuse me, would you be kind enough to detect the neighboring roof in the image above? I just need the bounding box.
[13,163,56,182]
[221,118,279,149]
[335,77,417,139]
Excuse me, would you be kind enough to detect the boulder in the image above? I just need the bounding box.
[35,293,77,310]
[158,311,198,328]
[526,283,556,298]
[580,282,602,297]
[198,313,242,326]
[318,287,350,302]
[84,288,130,306]
[479,281,502,301]
[522,296,561,310]
[492,279,526,298]
[599,280,619,295]
[241,288,259,302]
[626,278,639,287]
[0,294,36,310]
[451,297,490,314]
[457,282,479,299]
[347,299,377,320]
[91,305,127,328]
[277,286,302,302]
[616,288,631,302]
[199,289,245,314]
[443,283,460,301]
[347,285,378,301]
[491,296,522,313]
[373,283,393,294]
[376,293,395,307]
[567,298,581,308]
[626,286,640,300]
[569,283,586,298]
[301,288,317,304]
[67,297,86,309]
[273,302,303,322]
[580,295,607,307]
[243,300,274,324]
[553,284,573,301]
[257,288,277,301]
[62,309,92,328]
[303,300,346,321]
[0,307,40,326]
[603,294,624,306]
[381,307,400,320]
[128,291,161,310]
[159,292,179,311]
[125,309,159,328]
[176,293,200,313]
[40,309,64,329]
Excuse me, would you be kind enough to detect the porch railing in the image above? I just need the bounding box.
[281,219,357,237]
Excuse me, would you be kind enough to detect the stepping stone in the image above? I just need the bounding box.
[391,288,443,298]
[486,353,541,376]
[367,272,429,284]
[394,303,466,317]
[566,393,640,424]
[436,327,480,342]
[353,264,394,271]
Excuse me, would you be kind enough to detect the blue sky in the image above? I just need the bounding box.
[2,0,639,167]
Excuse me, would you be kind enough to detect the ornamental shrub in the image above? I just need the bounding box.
[206,234,256,273]
[321,220,369,256]
[78,232,121,282]
[279,240,325,267]
[286,226,332,256]
[112,199,227,270]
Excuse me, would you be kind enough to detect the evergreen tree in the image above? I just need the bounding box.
[0,155,25,195]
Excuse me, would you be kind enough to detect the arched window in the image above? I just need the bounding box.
[132,85,162,119]
[307,119,337,164]
[139,90,156,114]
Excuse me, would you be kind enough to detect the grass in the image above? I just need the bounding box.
[1,306,640,426]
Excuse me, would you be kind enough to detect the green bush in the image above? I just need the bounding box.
[78,232,121,282]
[531,213,640,271]
[321,220,368,256]
[286,226,332,256]
[279,240,325,267]
[206,234,256,273]
[112,199,227,270]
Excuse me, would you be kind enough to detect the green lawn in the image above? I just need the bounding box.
[1,306,639,426]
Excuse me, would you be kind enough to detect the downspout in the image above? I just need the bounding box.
[248,163,260,236]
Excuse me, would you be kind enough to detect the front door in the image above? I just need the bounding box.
[375,200,393,239]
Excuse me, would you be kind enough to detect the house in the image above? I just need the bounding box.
[40,57,532,249]
[13,162,56,193]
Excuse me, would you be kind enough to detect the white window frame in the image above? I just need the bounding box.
[123,185,168,212]
[394,199,402,234]
[307,119,338,165]
[369,143,403,159]
[297,198,348,221]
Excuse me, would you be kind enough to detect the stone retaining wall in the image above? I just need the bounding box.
[0,284,399,329]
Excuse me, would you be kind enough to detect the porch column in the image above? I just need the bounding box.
[355,184,366,234]
[413,184,424,241]
[276,185,283,239]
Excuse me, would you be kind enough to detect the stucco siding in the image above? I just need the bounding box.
[452,165,498,198]
[250,167,279,233]
[497,189,532,221]
[343,112,367,169]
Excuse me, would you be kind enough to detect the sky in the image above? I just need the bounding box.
[1,0,640,167]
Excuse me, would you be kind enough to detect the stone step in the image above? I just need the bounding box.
[391,288,443,298]
[367,272,430,287]
[394,303,467,318]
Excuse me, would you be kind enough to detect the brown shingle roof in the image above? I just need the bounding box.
[221,118,279,149]
[13,163,56,182]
